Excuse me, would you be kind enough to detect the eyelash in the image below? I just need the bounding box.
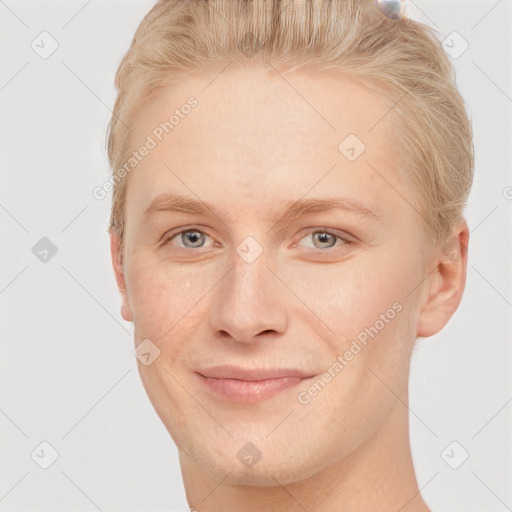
[160,226,352,252]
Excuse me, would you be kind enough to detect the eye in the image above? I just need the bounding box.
[160,226,352,252]
[294,229,351,250]
[162,227,216,249]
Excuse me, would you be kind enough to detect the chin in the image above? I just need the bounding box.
[181,433,320,487]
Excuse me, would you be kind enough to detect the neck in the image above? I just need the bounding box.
[180,386,431,512]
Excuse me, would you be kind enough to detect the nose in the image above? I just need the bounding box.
[208,247,288,345]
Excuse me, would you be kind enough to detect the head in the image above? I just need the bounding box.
[107,0,473,488]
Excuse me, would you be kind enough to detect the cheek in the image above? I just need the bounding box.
[125,254,230,359]
[126,262,199,342]
[290,252,420,386]
[289,256,412,335]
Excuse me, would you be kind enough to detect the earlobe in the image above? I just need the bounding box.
[110,232,134,323]
[416,222,470,338]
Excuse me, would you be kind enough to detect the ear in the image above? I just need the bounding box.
[416,221,470,338]
[110,231,133,323]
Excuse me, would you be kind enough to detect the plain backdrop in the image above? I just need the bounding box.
[1,0,511,510]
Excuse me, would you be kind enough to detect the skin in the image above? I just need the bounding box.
[110,65,469,511]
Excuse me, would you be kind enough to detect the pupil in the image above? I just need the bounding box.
[316,232,334,248]
[185,231,202,246]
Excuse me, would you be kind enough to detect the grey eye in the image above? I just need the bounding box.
[298,231,341,250]
[180,230,206,248]
[311,231,337,249]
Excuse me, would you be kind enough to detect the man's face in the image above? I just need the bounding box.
[115,66,432,485]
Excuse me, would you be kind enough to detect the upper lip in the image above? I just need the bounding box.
[196,365,315,381]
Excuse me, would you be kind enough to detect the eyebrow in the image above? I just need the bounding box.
[143,192,381,225]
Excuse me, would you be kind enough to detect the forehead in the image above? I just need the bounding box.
[125,66,407,223]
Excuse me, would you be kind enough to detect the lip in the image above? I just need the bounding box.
[195,366,316,404]
[196,374,310,403]
[196,365,315,381]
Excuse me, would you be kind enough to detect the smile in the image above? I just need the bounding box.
[196,374,310,403]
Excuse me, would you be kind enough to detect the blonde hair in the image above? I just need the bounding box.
[106,0,474,251]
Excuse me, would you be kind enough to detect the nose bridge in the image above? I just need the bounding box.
[208,242,287,342]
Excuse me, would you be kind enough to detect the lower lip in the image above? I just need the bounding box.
[196,373,308,403]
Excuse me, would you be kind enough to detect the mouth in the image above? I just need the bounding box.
[194,370,315,404]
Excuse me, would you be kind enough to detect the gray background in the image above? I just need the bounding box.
[0,0,511,510]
